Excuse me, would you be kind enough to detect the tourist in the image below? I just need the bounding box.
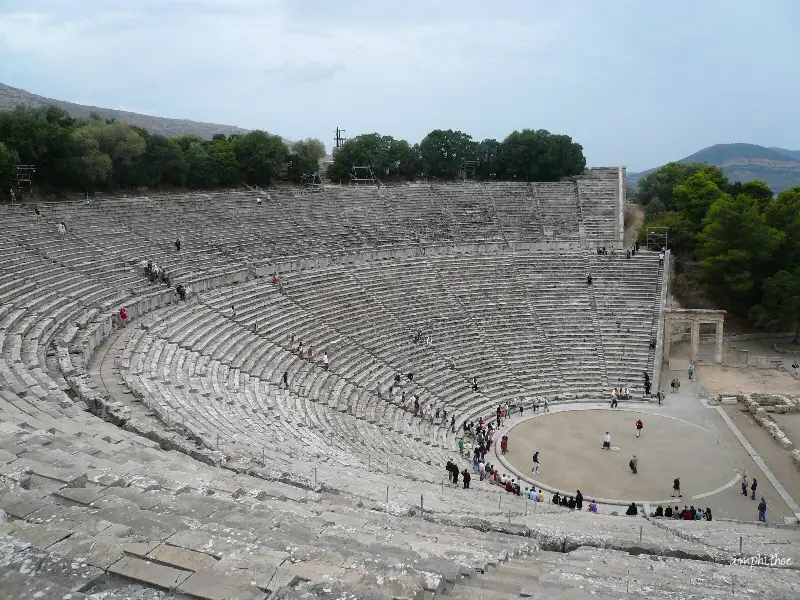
[531,451,540,474]
[323,352,329,370]
[500,436,508,455]
[657,388,664,405]
[704,508,712,521]
[175,239,181,251]
[407,371,414,381]
[472,376,479,392]
[478,460,485,481]
[119,306,128,327]
[602,431,611,450]
[587,274,593,285]
[629,455,638,474]
[672,477,682,497]
[695,507,704,520]
[537,489,545,503]
[306,345,313,360]
[543,398,549,413]
[792,360,799,374]
[626,502,638,516]
[273,273,279,286]
[257,197,262,206]
[652,505,664,517]
[529,488,538,501]
[658,251,664,266]
[552,491,560,506]
[675,378,681,393]
[282,371,288,388]
[751,478,758,500]
[610,390,618,408]
[575,490,583,510]
[568,496,576,510]
[684,506,694,520]
[289,333,295,346]
[588,500,598,513]
[664,506,673,518]
[34,206,41,222]
[636,418,643,438]
[758,496,767,522]
[57,221,67,237]
[688,362,695,380]
[741,471,749,496]
[452,467,459,486]
[450,415,456,433]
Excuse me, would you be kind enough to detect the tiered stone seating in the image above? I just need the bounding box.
[578,167,622,246]
[3,178,795,599]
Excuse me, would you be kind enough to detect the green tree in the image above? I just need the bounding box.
[474,138,501,179]
[740,180,773,212]
[68,128,112,190]
[418,129,475,178]
[698,193,780,312]
[499,129,585,181]
[673,170,726,228]
[0,141,20,191]
[764,186,800,271]
[634,163,727,211]
[141,135,187,187]
[326,133,416,182]
[751,267,800,342]
[292,138,326,162]
[184,141,213,187]
[233,130,289,186]
[206,138,239,186]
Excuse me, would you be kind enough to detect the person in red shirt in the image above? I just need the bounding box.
[306,346,313,360]
[636,419,643,438]
[273,274,279,286]
[119,307,128,327]
[500,437,508,455]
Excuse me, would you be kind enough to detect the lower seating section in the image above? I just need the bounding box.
[1,424,797,599]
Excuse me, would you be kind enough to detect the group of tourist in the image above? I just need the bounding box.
[741,471,769,522]
[650,504,713,521]
[288,334,329,370]
[595,242,641,258]
[143,259,171,287]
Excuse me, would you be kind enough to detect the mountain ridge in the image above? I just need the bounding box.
[629,143,800,193]
[0,82,250,140]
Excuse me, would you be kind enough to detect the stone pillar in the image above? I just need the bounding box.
[663,317,672,361]
[714,319,724,364]
[691,319,700,362]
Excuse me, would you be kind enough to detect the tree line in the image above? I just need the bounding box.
[327,128,586,182]
[0,106,588,192]
[0,105,326,192]
[634,163,800,340]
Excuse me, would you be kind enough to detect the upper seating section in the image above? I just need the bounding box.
[0,169,621,267]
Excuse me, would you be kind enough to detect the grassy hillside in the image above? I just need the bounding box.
[629,143,800,193]
[0,82,249,140]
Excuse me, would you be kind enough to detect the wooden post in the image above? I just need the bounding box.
[420,494,424,513]
[739,536,743,554]
[639,526,643,543]
[314,467,317,485]
[386,485,389,503]
[499,492,502,508]
[368,455,371,470]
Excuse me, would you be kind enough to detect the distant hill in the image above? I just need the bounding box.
[629,143,800,193]
[770,147,800,161]
[0,82,250,140]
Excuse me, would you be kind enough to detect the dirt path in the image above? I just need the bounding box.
[624,203,644,247]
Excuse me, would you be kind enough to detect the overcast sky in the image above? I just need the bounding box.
[1,0,798,171]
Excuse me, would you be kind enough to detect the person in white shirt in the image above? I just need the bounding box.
[602,431,612,450]
[323,352,329,370]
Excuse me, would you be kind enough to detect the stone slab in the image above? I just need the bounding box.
[48,532,127,570]
[148,542,218,572]
[12,524,73,549]
[121,540,162,557]
[109,555,191,589]
[1,498,50,519]
[54,486,104,506]
[177,569,267,600]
